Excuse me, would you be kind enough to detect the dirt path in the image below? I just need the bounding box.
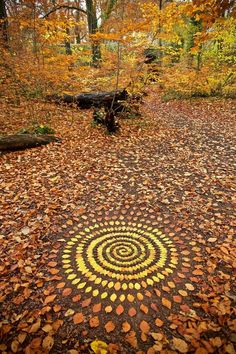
[0,93,235,353]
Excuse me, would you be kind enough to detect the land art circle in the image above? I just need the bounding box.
[62,220,179,301]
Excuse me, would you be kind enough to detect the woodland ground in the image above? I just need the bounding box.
[0,90,235,353]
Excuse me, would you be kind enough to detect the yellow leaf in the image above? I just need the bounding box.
[91,340,108,354]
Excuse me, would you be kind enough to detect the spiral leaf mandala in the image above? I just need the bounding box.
[62,220,178,301]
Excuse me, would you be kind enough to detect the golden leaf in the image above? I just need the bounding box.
[91,340,108,354]
[162,297,172,309]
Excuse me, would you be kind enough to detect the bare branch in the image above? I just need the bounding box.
[42,5,87,19]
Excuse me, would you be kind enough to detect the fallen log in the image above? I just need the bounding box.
[0,134,61,151]
[47,89,128,110]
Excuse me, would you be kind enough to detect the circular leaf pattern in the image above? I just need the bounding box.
[62,220,179,301]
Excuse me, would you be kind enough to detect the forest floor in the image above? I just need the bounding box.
[0,90,235,354]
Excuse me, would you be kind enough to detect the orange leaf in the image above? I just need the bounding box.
[56,282,65,289]
[73,313,84,324]
[140,320,150,334]
[42,336,54,351]
[93,303,102,313]
[155,318,164,327]
[122,321,131,333]
[172,337,188,353]
[53,305,61,312]
[62,288,72,297]
[116,305,124,315]
[29,337,42,349]
[82,298,91,307]
[72,294,81,302]
[105,305,112,313]
[162,297,172,309]
[44,294,56,305]
[89,316,99,328]
[193,269,203,276]
[173,295,182,303]
[105,321,115,333]
[140,304,148,314]
[125,331,138,348]
[128,307,136,317]
[52,320,63,331]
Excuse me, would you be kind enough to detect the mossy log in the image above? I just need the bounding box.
[0,134,61,151]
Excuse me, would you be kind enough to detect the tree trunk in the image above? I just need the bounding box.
[0,134,61,151]
[85,0,101,66]
[65,28,72,55]
[0,0,8,44]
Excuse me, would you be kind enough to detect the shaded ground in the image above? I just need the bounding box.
[0,91,235,353]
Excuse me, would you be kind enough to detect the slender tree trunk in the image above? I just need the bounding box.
[158,0,163,65]
[0,0,8,44]
[85,0,101,66]
[65,28,72,55]
[75,9,81,44]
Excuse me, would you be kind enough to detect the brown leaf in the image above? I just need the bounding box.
[44,294,56,305]
[53,304,61,312]
[140,320,150,334]
[122,321,131,333]
[48,261,57,267]
[194,348,209,354]
[162,297,172,309]
[105,321,115,333]
[11,340,19,353]
[29,320,41,333]
[192,269,203,276]
[42,324,53,333]
[42,335,54,351]
[52,320,63,331]
[73,313,84,324]
[29,337,42,349]
[172,337,188,353]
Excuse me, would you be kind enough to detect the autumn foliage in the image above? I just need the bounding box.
[0,0,235,100]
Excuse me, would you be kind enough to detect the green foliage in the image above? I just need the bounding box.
[33,124,55,134]
[17,124,55,135]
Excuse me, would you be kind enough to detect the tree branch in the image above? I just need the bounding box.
[42,5,87,19]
